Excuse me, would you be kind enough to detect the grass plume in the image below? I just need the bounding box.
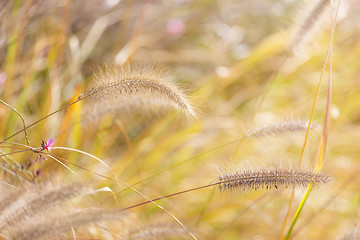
[289,0,330,52]
[119,167,332,212]
[246,119,320,138]
[2,208,129,240]
[0,181,129,240]
[0,62,195,144]
[0,0,355,238]
[82,62,196,118]
[218,168,331,192]
[0,183,89,229]
[0,181,90,229]
[127,223,191,240]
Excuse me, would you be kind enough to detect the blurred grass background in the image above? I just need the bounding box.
[0,0,360,239]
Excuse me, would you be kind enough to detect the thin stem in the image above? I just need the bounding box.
[46,154,80,177]
[284,1,340,238]
[44,153,198,240]
[0,99,30,146]
[0,149,31,158]
[280,188,295,240]
[121,182,218,211]
[285,184,313,239]
[0,97,85,145]
[121,167,328,211]
[117,136,249,195]
[52,146,119,182]
[0,145,29,150]
[0,141,32,148]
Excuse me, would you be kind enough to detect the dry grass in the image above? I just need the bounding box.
[0,182,129,240]
[0,0,359,239]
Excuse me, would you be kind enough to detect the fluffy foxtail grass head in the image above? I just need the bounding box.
[218,168,331,192]
[126,223,191,240]
[0,181,90,230]
[288,0,330,54]
[246,119,320,138]
[0,181,130,240]
[82,62,196,119]
[4,209,129,240]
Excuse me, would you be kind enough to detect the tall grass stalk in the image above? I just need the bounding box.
[283,1,340,239]
[119,168,331,212]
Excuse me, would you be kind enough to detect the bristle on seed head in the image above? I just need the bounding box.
[218,168,331,192]
[83,62,196,118]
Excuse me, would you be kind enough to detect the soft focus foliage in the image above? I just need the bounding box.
[0,0,359,239]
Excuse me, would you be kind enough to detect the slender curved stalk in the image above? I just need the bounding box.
[283,1,340,239]
[285,184,313,239]
[0,99,30,146]
[0,98,83,144]
[44,153,198,240]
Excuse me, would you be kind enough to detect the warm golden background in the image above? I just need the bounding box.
[0,0,359,239]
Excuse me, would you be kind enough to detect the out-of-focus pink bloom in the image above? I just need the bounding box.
[0,72,6,86]
[166,18,185,36]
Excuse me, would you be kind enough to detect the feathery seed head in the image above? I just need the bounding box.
[0,181,130,240]
[83,62,196,118]
[3,208,129,240]
[289,0,331,53]
[218,168,332,192]
[127,223,191,240]
[246,119,320,138]
[0,181,90,230]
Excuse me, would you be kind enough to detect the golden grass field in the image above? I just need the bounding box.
[0,0,360,239]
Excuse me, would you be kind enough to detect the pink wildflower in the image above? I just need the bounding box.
[41,137,55,151]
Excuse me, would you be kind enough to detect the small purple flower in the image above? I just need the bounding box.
[41,137,55,151]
